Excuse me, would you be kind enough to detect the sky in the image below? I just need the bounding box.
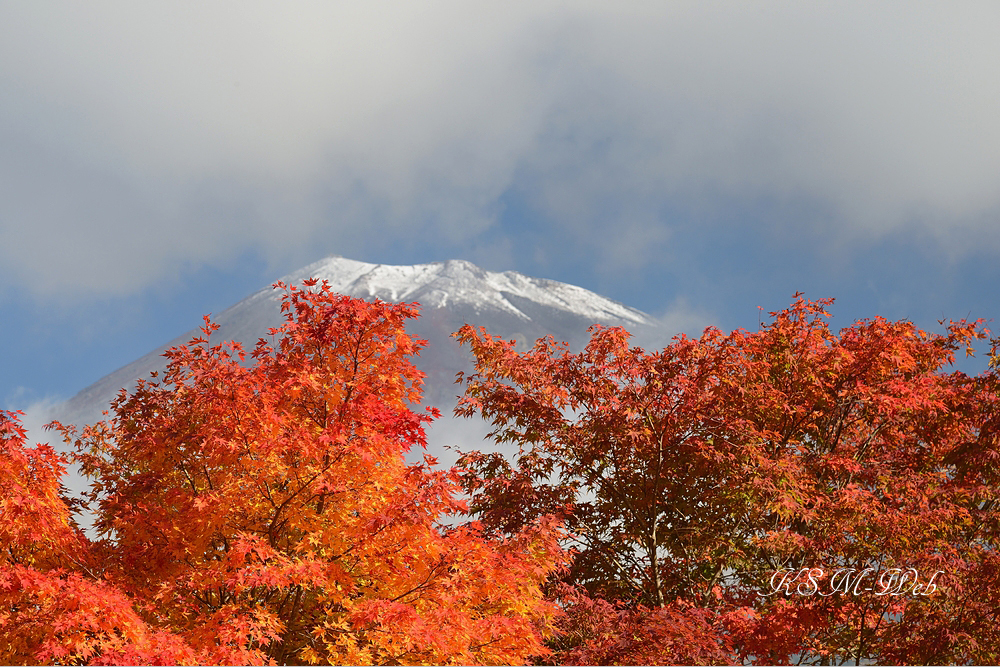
[4,2,1000,442]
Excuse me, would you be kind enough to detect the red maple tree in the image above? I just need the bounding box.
[7,286,1000,664]
[454,295,1000,664]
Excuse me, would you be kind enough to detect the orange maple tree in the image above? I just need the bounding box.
[8,284,1000,664]
[2,280,564,665]
[454,295,1000,664]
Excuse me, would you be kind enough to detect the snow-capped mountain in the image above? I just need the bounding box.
[296,257,652,324]
[54,257,666,457]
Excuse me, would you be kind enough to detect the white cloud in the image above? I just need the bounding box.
[2,1,999,295]
[16,396,92,500]
[11,395,61,445]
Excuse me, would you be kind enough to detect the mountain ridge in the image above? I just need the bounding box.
[53,256,664,437]
[279,256,651,324]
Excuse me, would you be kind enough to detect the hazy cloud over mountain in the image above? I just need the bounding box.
[4,2,1000,296]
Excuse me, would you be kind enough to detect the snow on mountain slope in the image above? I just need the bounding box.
[53,257,663,442]
[289,257,652,324]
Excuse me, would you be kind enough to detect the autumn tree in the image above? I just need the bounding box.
[1,409,198,664]
[3,280,565,665]
[11,283,1000,664]
[454,295,1000,664]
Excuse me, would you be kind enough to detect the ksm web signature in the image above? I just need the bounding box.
[763,567,944,597]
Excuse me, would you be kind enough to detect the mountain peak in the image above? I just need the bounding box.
[281,257,651,325]
[53,256,659,431]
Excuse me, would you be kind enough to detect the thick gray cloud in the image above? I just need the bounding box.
[2,1,999,295]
